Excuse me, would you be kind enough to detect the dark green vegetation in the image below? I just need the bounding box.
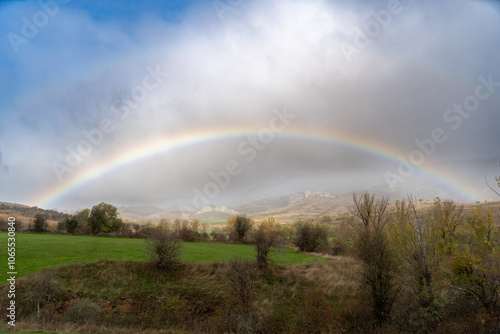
[0,233,328,281]
[1,259,357,333]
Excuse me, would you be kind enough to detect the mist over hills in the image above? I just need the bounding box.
[116,188,496,223]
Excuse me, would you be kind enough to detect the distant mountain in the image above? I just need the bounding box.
[236,191,354,222]
[118,206,164,220]
[110,190,500,224]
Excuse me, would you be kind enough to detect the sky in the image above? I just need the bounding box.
[0,0,499,212]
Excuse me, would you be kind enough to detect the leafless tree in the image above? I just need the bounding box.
[349,192,399,326]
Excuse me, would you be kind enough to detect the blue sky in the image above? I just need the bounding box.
[1,0,500,210]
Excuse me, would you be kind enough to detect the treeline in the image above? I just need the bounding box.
[343,193,500,332]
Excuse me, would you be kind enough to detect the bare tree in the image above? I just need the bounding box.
[430,198,465,253]
[349,192,389,233]
[223,257,256,311]
[349,192,399,326]
[485,175,500,197]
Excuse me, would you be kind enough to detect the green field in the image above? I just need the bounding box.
[1,233,327,281]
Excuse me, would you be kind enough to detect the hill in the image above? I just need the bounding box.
[0,201,70,229]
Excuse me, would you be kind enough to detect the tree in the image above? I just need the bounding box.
[228,214,254,242]
[484,175,500,197]
[146,229,183,270]
[253,217,282,269]
[88,203,123,234]
[348,192,399,326]
[223,257,256,312]
[74,209,90,234]
[467,205,495,245]
[430,198,465,254]
[64,217,79,234]
[450,252,500,314]
[33,214,48,233]
[294,222,329,253]
[389,196,443,327]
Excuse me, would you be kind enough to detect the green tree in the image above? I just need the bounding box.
[253,217,282,269]
[228,214,254,242]
[33,214,48,233]
[74,209,90,234]
[64,217,79,234]
[450,252,500,314]
[89,203,123,234]
[389,196,443,328]
[467,205,495,244]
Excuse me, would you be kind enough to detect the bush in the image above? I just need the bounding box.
[65,298,101,325]
[294,223,329,253]
[222,258,256,309]
[146,229,183,270]
[211,231,227,242]
[33,213,48,233]
[179,226,197,242]
[253,218,282,269]
[450,252,500,314]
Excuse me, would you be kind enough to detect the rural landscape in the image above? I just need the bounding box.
[2,0,500,333]
[1,190,500,333]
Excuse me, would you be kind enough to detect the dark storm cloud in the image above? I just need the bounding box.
[0,0,499,209]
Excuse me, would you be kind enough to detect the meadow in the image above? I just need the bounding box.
[0,232,328,281]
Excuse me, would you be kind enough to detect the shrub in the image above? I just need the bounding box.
[179,226,197,242]
[294,223,329,253]
[450,252,500,314]
[146,229,183,270]
[211,231,227,242]
[33,213,48,233]
[222,258,256,310]
[65,298,101,325]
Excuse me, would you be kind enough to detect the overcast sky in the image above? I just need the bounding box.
[1,0,499,211]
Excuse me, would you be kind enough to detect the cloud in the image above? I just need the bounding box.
[0,0,499,209]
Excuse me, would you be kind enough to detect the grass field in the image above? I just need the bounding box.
[0,233,328,281]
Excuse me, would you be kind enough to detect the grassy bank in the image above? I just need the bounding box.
[0,233,328,281]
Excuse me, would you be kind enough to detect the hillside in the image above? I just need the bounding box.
[0,201,70,228]
[0,233,327,281]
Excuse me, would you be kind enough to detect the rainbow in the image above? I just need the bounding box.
[34,125,480,208]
